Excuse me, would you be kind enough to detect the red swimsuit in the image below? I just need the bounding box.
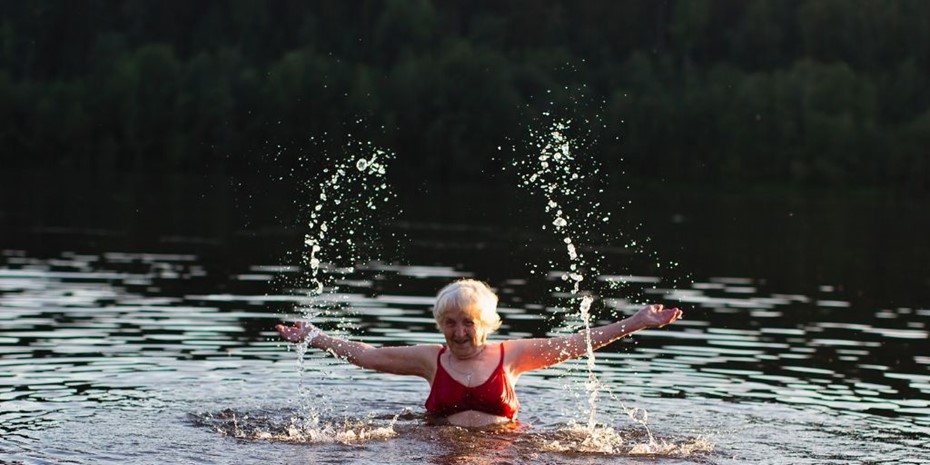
[425,345,520,420]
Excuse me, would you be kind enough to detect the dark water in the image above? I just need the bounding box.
[1,171,929,464]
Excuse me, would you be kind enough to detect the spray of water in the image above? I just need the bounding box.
[539,422,714,456]
[301,140,395,297]
[193,408,399,444]
[511,115,607,432]
[511,111,701,453]
[279,137,399,441]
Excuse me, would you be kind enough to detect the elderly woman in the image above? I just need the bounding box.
[276,279,682,428]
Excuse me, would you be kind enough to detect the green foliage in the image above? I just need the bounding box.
[0,0,927,189]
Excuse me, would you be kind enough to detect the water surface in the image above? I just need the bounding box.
[1,179,929,464]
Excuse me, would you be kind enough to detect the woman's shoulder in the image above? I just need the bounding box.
[404,343,444,358]
[500,338,550,376]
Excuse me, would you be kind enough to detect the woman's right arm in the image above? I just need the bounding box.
[276,321,437,379]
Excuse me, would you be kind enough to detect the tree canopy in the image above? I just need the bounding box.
[1,0,928,190]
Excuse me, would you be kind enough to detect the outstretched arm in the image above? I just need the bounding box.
[276,321,437,379]
[505,304,682,376]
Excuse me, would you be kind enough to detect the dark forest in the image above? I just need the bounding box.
[2,0,928,190]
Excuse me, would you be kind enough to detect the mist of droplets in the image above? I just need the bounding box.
[301,141,395,301]
[280,137,399,435]
[515,116,604,297]
[512,109,686,445]
[512,115,609,430]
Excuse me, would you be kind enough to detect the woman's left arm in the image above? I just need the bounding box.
[506,304,682,376]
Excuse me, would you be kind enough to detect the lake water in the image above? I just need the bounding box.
[1,171,929,464]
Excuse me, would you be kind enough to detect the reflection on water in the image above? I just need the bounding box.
[1,216,929,464]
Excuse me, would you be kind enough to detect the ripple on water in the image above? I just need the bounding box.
[2,242,930,464]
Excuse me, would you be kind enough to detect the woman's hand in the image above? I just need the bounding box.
[631,304,682,329]
[275,320,318,343]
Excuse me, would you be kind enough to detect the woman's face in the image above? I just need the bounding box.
[439,304,488,358]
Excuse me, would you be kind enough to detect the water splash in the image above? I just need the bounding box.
[512,112,677,448]
[283,139,399,439]
[512,115,607,428]
[301,141,396,298]
[191,409,399,444]
[539,423,714,456]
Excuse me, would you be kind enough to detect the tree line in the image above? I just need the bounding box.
[1,0,928,190]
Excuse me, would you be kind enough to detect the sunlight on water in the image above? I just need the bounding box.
[2,241,929,462]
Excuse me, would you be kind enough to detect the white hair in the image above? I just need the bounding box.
[432,279,501,332]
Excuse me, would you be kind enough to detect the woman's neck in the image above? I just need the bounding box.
[450,343,487,361]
